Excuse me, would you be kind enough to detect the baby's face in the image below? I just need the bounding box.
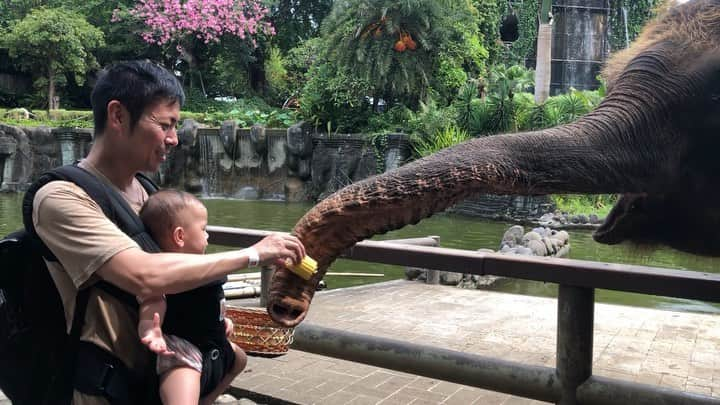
[179,201,209,254]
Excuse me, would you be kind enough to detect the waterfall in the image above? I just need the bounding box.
[622,6,629,48]
[198,131,224,197]
[551,1,611,95]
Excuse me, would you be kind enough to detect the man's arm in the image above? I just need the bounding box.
[97,232,304,300]
[33,181,305,300]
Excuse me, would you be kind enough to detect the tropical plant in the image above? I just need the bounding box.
[1,7,104,111]
[548,88,597,124]
[411,125,470,158]
[269,0,334,52]
[264,46,290,104]
[405,98,455,140]
[316,0,487,110]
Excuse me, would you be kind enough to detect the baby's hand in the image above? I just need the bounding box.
[140,313,175,356]
[224,317,234,338]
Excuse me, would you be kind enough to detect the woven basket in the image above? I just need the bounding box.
[226,306,294,356]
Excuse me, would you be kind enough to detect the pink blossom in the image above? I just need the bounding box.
[116,0,274,48]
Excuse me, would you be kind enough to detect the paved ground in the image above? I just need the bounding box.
[2,280,717,404]
[227,280,720,405]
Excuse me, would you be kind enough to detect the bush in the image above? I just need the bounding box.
[551,194,617,217]
[411,125,470,158]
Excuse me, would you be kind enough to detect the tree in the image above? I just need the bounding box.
[315,0,487,112]
[1,7,104,110]
[269,0,334,52]
[116,0,275,96]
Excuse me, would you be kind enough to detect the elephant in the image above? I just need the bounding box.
[267,0,720,327]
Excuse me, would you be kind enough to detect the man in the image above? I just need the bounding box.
[32,60,305,404]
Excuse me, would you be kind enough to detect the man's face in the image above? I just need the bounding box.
[128,100,180,172]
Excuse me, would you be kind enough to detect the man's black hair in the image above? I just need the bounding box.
[90,60,185,136]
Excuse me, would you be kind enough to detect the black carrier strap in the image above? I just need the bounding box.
[22,164,162,404]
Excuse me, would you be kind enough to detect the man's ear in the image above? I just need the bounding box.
[172,226,185,248]
[106,100,126,133]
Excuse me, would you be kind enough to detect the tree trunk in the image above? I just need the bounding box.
[534,0,553,103]
[47,64,56,113]
[248,47,267,93]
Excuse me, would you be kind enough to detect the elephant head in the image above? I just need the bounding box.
[268,0,720,327]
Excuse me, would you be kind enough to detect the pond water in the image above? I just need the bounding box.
[2,194,719,314]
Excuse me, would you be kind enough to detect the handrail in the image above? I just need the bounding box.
[208,225,720,404]
[207,225,720,302]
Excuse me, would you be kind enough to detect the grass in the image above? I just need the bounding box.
[551,194,617,217]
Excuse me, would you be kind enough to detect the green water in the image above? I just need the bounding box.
[3,194,719,314]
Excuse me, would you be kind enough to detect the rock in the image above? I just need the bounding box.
[440,271,463,285]
[286,121,313,157]
[527,239,548,256]
[405,267,425,280]
[250,124,267,154]
[554,230,569,244]
[521,231,542,245]
[501,225,524,248]
[214,394,239,403]
[284,178,307,202]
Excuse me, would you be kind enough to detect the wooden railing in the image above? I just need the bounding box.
[208,225,720,405]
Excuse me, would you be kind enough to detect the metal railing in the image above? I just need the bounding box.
[208,225,720,405]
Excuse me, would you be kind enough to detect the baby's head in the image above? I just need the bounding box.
[140,189,208,254]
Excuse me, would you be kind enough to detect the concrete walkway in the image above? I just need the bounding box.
[228,280,720,404]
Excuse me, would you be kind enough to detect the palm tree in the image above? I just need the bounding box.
[534,0,553,103]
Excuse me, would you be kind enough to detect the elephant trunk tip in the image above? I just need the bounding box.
[268,299,308,328]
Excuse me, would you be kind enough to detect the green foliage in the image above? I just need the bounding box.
[498,0,539,65]
[315,0,488,110]
[368,132,389,173]
[365,104,414,133]
[411,125,470,158]
[2,7,104,83]
[471,64,534,135]
[299,56,374,132]
[552,194,618,217]
[269,0,334,52]
[0,108,93,127]
[1,7,104,108]
[546,88,602,124]
[405,98,455,139]
[472,0,503,63]
[283,37,323,101]
[264,46,290,105]
[608,0,663,52]
[203,108,297,128]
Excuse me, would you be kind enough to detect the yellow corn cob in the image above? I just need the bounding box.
[286,255,318,280]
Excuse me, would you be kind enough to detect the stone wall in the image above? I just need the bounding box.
[0,121,554,221]
[0,124,92,192]
[154,120,412,202]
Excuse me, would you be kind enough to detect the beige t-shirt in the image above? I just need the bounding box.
[32,164,152,404]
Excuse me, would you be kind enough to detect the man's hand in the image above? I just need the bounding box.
[252,233,306,267]
[140,313,175,356]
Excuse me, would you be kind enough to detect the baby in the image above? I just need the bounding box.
[138,190,247,405]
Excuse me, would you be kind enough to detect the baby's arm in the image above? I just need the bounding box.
[138,295,174,355]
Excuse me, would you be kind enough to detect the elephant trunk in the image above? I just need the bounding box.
[267,98,675,327]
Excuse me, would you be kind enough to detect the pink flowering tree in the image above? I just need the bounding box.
[114,0,275,94]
